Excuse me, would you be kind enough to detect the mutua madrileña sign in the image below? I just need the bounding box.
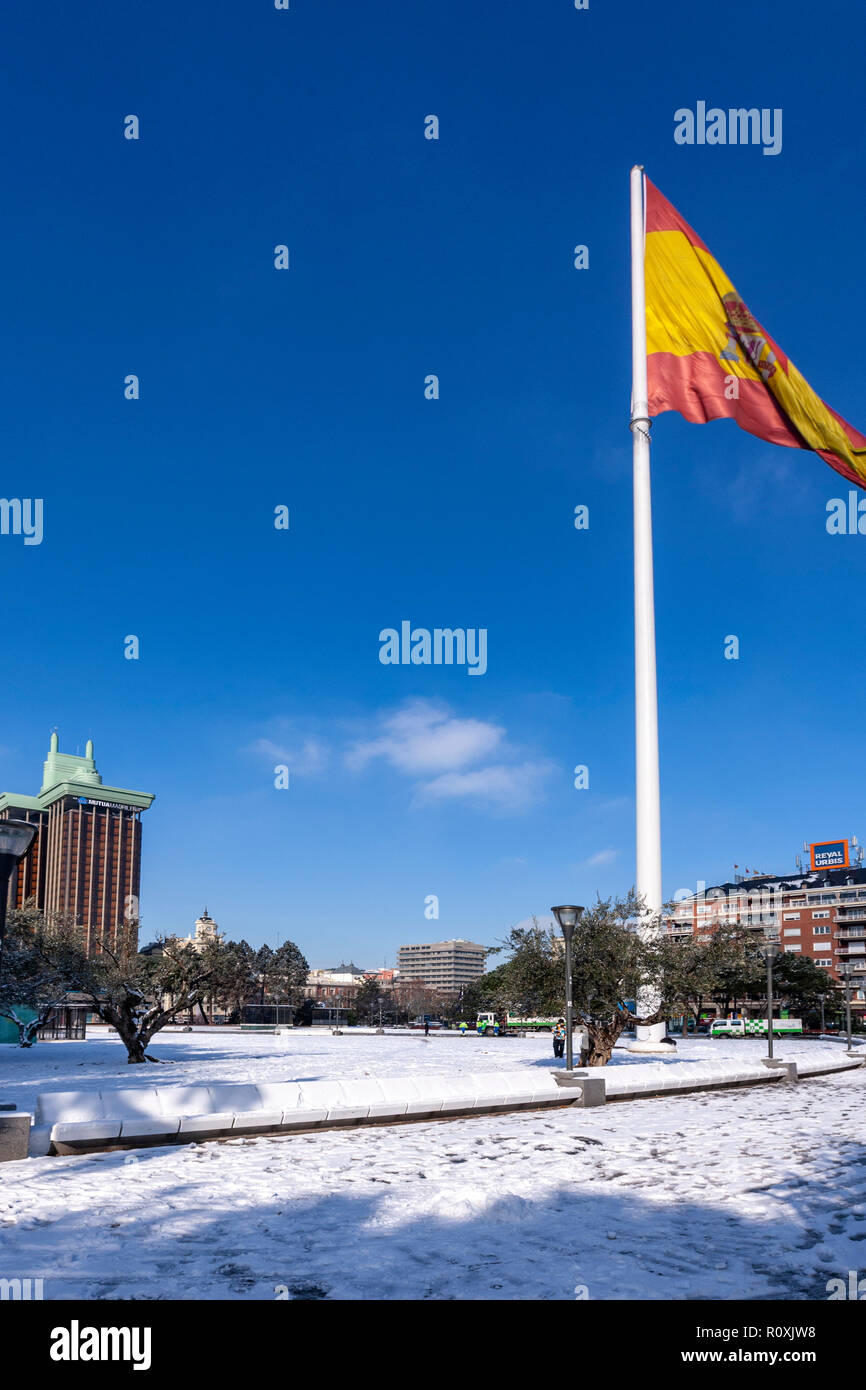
[77,798,141,813]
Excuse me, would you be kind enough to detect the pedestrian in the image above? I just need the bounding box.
[424,1020,430,1036]
[493,1021,500,1036]
[553,1018,566,1059]
[459,1021,467,1036]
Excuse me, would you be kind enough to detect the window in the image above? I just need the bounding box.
[816,959,833,968]
[782,928,801,937]
[812,942,832,952]
[813,925,831,936]
[786,944,801,952]
[812,910,830,920]
[782,912,801,921]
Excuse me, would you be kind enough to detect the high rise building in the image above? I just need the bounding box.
[0,732,154,954]
[396,938,488,997]
[669,837,866,1015]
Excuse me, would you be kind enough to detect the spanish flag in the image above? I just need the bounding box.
[645,179,866,489]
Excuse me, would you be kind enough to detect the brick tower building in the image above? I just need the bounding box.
[0,732,154,953]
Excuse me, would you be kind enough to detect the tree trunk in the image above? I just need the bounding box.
[585,1038,615,1066]
[584,1017,626,1066]
[103,1006,153,1063]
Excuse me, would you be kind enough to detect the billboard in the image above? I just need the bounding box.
[810,839,849,871]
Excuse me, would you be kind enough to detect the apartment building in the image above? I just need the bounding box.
[396,938,487,997]
[669,838,866,1014]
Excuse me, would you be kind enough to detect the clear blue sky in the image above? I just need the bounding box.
[2,0,865,965]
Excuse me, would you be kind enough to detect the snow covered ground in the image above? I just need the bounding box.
[1,1030,864,1301]
[3,1026,860,1116]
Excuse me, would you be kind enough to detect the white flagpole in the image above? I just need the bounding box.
[629,164,672,1052]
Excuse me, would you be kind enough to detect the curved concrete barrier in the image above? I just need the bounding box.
[12,1050,861,1160]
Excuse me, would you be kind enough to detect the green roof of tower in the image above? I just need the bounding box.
[0,733,154,813]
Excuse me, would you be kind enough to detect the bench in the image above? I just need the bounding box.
[29,1069,572,1155]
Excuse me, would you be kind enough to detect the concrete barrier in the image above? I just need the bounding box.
[0,1112,32,1162]
[15,1050,861,1159]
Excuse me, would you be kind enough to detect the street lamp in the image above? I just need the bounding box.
[0,818,38,957]
[551,905,584,1072]
[760,937,781,1061]
[841,964,854,1054]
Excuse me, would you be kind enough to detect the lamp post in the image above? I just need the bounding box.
[0,818,38,1114]
[760,938,781,1061]
[0,818,38,962]
[841,964,854,1053]
[551,905,584,1072]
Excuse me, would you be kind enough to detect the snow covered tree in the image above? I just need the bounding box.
[39,922,217,1063]
[467,899,651,1064]
[568,893,649,1064]
[0,902,75,1047]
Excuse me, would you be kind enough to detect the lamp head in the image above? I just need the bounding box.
[0,818,37,870]
[551,905,584,940]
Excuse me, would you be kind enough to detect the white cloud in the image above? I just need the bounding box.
[346,700,504,775]
[245,734,329,776]
[511,913,557,933]
[581,848,620,868]
[412,759,553,811]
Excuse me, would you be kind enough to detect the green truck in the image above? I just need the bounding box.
[476,1012,581,1034]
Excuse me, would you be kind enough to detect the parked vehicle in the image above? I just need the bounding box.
[408,1015,443,1030]
[710,1017,803,1038]
[475,1012,586,1034]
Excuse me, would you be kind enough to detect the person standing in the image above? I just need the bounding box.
[424,1020,430,1036]
[459,1021,467,1036]
[552,1018,566,1059]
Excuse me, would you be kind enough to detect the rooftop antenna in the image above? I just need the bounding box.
[795,854,803,872]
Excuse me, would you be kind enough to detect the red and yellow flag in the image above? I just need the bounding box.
[645,179,866,489]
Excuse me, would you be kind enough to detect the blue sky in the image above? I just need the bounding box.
[2,0,865,965]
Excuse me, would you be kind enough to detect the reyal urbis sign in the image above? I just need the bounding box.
[810,839,849,870]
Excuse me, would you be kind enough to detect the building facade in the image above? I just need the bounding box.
[0,733,154,954]
[176,909,221,953]
[669,839,866,1015]
[303,962,368,1005]
[396,938,487,997]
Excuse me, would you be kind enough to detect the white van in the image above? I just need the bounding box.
[710,1017,802,1038]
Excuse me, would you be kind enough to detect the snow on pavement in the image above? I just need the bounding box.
[1,1031,864,1301]
[2,1026,859,1116]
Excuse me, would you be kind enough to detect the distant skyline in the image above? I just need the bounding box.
[2,0,864,966]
